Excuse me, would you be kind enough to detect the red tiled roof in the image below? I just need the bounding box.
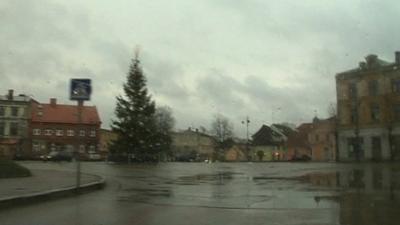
[31,103,101,125]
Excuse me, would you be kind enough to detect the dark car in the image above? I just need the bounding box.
[40,151,73,162]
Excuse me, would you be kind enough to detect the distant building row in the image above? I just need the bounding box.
[170,119,336,162]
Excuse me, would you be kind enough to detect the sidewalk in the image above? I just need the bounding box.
[0,169,104,205]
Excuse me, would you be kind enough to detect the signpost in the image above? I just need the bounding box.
[70,79,92,191]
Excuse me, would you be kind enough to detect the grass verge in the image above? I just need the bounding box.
[0,160,31,178]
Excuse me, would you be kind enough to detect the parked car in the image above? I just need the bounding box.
[40,151,73,162]
[87,153,102,161]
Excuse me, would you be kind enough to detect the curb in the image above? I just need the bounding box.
[0,176,105,209]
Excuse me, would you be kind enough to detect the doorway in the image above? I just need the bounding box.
[372,137,382,161]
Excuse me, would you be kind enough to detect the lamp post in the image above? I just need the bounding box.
[242,116,250,161]
[70,79,92,191]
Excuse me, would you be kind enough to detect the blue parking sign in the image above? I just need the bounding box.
[70,79,92,101]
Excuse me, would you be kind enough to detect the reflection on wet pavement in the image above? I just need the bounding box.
[113,163,400,224]
[301,166,400,225]
[2,162,399,225]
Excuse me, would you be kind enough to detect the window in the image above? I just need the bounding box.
[349,83,357,99]
[90,130,96,137]
[67,129,75,136]
[351,107,358,123]
[368,80,379,96]
[10,123,18,135]
[11,107,18,117]
[371,104,380,122]
[0,122,4,136]
[44,129,53,136]
[79,145,86,153]
[79,130,86,137]
[32,142,40,152]
[0,106,4,116]
[89,145,96,153]
[315,134,319,142]
[394,104,400,121]
[55,129,64,136]
[33,128,41,136]
[392,79,400,93]
[347,137,364,159]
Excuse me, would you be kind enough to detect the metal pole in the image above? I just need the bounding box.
[246,116,250,161]
[76,100,83,190]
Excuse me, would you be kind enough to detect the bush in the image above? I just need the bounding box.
[0,160,32,178]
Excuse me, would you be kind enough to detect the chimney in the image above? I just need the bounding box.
[7,89,14,100]
[50,98,57,107]
[395,51,400,65]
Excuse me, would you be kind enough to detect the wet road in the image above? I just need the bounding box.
[0,162,399,225]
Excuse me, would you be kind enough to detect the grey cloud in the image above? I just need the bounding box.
[2,0,400,137]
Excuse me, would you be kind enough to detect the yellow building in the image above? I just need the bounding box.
[171,129,216,161]
[224,144,247,162]
[99,129,118,158]
[336,52,400,161]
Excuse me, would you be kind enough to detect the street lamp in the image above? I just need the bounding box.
[242,116,250,161]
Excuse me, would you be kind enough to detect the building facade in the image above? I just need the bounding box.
[251,124,293,161]
[171,128,216,161]
[286,123,313,161]
[224,144,247,162]
[29,98,101,159]
[336,52,400,161]
[0,90,33,159]
[99,128,118,158]
[308,117,337,162]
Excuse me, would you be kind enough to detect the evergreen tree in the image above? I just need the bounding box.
[110,54,159,162]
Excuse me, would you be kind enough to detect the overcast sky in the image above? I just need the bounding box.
[1,0,400,137]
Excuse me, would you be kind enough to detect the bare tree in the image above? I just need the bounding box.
[154,106,175,160]
[155,106,175,133]
[211,114,234,144]
[211,114,234,161]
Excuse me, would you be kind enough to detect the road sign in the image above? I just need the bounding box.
[70,79,92,101]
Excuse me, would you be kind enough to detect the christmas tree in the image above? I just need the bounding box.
[110,53,159,162]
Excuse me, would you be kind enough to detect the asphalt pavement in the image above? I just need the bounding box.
[0,161,399,225]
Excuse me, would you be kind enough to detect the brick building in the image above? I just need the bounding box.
[308,117,337,161]
[336,52,400,161]
[0,90,34,159]
[286,123,313,161]
[30,98,101,159]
